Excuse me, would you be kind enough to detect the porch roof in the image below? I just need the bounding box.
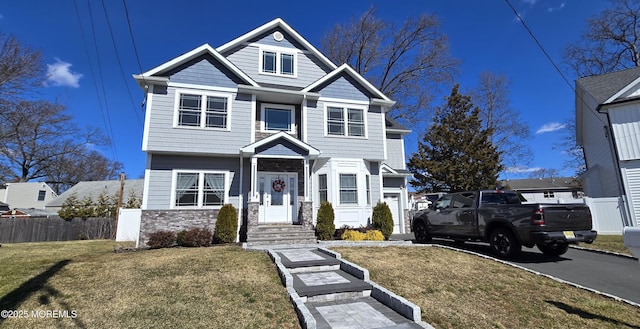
[240,131,320,158]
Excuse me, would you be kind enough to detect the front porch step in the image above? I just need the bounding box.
[246,224,317,246]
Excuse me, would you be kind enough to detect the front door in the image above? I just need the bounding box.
[383,193,402,234]
[258,172,297,223]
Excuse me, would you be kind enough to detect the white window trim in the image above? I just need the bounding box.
[258,46,298,78]
[323,102,368,139]
[173,88,233,131]
[170,170,230,209]
[338,172,359,206]
[260,103,296,133]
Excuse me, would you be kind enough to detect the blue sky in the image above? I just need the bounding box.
[1,0,611,180]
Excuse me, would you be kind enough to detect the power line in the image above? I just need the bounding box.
[122,0,148,109]
[73,0,119,161]
[100,0,143,126]
[86,0,119,160]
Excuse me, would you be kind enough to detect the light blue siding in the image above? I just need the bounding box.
[221,30,332,88]
[145,86,252,154]
[166,55,243,88]
[369,162,382,203]
[256,139,308,157]
[306,101,385,160]
[315,76,372,102]
[385,134,405,169]
[145,155,250,210]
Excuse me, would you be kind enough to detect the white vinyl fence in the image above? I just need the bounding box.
[116,208,141,247]
[583,197,626,235]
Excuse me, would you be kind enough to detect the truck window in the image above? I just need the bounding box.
[451,193,475,208]
[481,192,521,205]
[435,195,452,209]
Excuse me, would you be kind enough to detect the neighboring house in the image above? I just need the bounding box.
[0,182,57,210]
[46,179,144,213]
[133,18,411,245]
[576,66,640,228]
[0,201,9,212]
[0,208,57,218]
[499,178,583,204]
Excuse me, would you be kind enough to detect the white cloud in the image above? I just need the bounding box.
[536,122,567,134]
[46,58,82,88]
[548,2,566,12]
[521,0,537,5]
[506,166,543,173]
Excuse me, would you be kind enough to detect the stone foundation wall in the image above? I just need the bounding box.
[139,209,220,247]
[404,208,412,233]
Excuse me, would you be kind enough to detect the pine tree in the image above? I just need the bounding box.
[408,84,503,192]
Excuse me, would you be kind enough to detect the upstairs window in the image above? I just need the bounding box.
[260,47,296,77]
[326,105,367,137]
[176,91,231,129]
[261,104,295,133]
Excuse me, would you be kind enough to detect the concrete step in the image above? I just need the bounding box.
[252,224,314,232]
[291,269,373,303]
[246,224,317,246]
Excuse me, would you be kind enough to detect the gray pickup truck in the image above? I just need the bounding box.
[412,190,597,258]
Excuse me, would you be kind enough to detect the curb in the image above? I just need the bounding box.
[570,245,639,260]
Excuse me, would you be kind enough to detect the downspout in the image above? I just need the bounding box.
[238,150,244,242]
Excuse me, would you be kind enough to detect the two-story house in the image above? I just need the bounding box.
[134,18,411,245]
[576,66,640,229]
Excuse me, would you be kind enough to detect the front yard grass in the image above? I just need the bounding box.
[580,234,633,256]
[334,246,640,329]
[0,240,299,329]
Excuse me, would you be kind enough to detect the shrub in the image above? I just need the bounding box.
[177,228,212,247]
[213,204,238,244]
[334,225,351,240]
[147,231,176,249]
[315,202,335,240]
[372,201,394,240]
[364,230,384,241]
[341,230,365,241]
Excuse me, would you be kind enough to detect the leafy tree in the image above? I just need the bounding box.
[321,6,458,126]
[564,0,640,76]
[470,72,531,169]
[58,193,79,220]
[408,85,503,192]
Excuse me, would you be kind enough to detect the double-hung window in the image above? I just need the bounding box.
[260,47,296,76]
[318,174,328,203]
[326,105,366,137]
[174,171,227,208]
[339,174,358,204]
[176,91,230,129]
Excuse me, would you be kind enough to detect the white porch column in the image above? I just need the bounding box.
[251,157,258,201]
[304,156,310,200]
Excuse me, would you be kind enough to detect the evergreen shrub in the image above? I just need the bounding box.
[315,201,335,240]
[372,201,394,240]
[213,204,238,244]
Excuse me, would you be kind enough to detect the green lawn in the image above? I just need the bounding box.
[0,240,300,329]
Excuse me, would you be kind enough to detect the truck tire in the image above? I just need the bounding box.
[489,228,521,258]
[414,222,432,243]
[537,242,569,257]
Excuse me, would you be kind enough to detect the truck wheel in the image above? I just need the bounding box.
[489,228,521,258]
[537,243,569,257]
[413,222,432,243]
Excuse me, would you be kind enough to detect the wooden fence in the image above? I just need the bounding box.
[0,217,115,243]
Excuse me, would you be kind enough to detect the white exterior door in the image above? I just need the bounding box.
[384,193,401,234]
[258,172,297,224]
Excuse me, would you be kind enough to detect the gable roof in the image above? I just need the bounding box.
[46,179,144,208]
[499,177,581,191]
[217,18,337,71]
[302,64,394,106]
[385,115,411,134]
[240,131,320,158]
[133,44,258,87]
[576,66,640,105]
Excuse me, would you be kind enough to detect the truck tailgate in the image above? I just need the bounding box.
[539,204,592,231]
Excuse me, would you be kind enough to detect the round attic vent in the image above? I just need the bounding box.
[273,31,284,41]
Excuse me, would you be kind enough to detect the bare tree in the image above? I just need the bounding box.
[565,0,640,77]
[46,149,123,194]
[528,168,560,179]
[469,71,532,169]
[0,100,119,191]
[321,7,458,126]
[554,118,586,177]
[0,34,45,101]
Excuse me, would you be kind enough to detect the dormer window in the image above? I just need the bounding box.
[260,46,296,77]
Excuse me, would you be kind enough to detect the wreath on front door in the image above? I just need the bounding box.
[272,178,286,193]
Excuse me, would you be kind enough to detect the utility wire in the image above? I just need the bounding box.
[86,0,119,160]
[122,0,148,97]
[73,0,119,161]
[100,0,143,126]
[505,0,607,127]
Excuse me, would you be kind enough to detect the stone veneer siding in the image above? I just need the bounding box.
[404,208,411,233]
[139,209,220,247]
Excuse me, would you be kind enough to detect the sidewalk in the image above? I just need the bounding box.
[268,247,431,329]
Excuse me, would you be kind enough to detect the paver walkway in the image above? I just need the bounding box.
[271,247,429,329]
